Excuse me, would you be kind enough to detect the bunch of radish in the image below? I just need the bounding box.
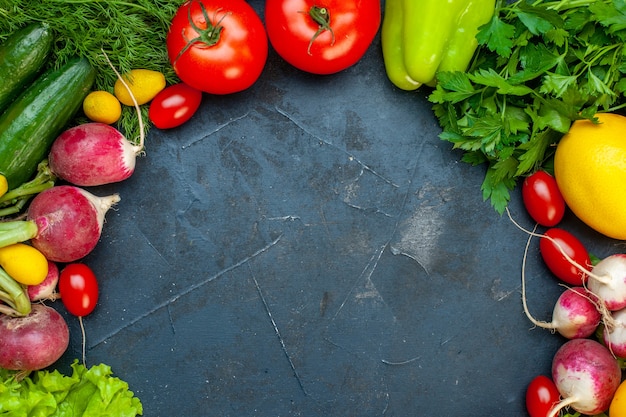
[515,170,626,417]
[0,53,151,376]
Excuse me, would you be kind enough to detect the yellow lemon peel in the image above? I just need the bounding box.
[554,113,626,240]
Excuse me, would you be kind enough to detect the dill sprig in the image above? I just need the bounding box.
[0,0,184,140]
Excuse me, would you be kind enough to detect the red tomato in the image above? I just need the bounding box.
[166,0,268,94]
[526,375,560,417]
[265,0,381,74]
[540,228,591,286]
[149,83,203,129]
[522,171,566,227]
[58,263,99,317]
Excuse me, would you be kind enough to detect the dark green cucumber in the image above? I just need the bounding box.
[0,57,96,189]
[0,23,54,113]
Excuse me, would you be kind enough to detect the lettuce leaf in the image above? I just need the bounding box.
[0,360,142,416]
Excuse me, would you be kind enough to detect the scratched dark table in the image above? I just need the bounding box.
[50,1,622,416]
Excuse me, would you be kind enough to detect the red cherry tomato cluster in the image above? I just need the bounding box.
[522,170,592,285]
[521,170,616,416]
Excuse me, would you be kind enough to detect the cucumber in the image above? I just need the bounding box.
[0,57,96,190]
[0,23,54,113]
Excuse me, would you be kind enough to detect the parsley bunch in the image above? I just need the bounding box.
[429,0,626,213]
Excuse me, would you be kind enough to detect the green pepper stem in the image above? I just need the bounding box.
[0,267,31,317]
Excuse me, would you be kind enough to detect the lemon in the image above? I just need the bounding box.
[83,90,122,124]
[554,113,626,240]
[114,69,166,106]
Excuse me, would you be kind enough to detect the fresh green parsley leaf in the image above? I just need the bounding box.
[430,0,626,213]
[476,15,516,57]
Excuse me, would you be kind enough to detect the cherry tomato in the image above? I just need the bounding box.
[526,375,560,417]
[58,263,99,317]
[265,0,381,74]
[522,170,566,227]
[149,83,203,129]
[540,228,591,286]
[166,0,268,94]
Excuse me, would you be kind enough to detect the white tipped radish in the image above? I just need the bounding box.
[603,308,626,358]
[520,229,601,338]
[27,185,119,262]
[49,122,141,186]
[528,287,601,339]
[27,260,60,302]
[48,50,145,187]
[548,338,621,416]
[0,303,69,373]
[587,254,626,311]
[0,185,119,263]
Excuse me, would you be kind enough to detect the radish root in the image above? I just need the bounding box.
[100,49,145,153]
[506,207,595,280]
[547,395,578,417]
[79,315,87,367]
[520,224,558,331]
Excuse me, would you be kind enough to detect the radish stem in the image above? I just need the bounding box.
[547,395,578,417]
[101,49,145,152]
[0,221,38,248]
[0,267,31,316]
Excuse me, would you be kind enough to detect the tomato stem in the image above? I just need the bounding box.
[173,1,229,64]
[307,6,335,55]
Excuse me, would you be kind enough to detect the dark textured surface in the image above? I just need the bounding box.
[52,2,623,415]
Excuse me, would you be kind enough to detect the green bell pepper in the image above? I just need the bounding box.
[381,0,495,91]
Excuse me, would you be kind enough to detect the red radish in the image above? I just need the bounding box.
[27,185,120,262]
[27,260,60,301]
[524,287,601,339]
[0,186,119,263]
[587,254,626,311]
[49,122,142,186]
[0,304,69,372]
[549,338,621,416]
[48,50,146,187]
[603,308,626,358]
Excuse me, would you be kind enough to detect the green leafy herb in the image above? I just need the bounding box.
[429,0,626,213]
[0,0,183,141]
[0,360,142,416]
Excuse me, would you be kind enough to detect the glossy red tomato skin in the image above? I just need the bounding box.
[526,375,560,417]
[540,228,591,286]
[522,171,566,227]
[166,0,268,94]
[149,83,203,129]
[265,0,381,74]
[59,263,99,317]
